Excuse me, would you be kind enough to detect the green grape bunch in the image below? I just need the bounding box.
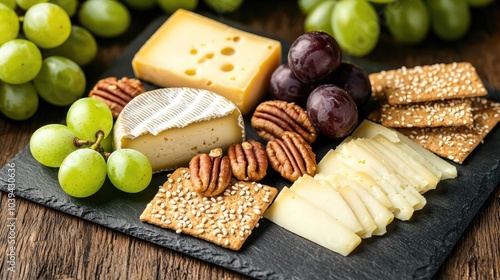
[299,0,497,57]
[30,98,153,198]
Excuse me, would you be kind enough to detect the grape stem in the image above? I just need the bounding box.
[90,130,105,151]
[74,138,91,148]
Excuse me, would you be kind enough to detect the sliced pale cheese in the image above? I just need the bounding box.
[132,9,282,114]
[352,120,457,179]
[317,173,394,236]
[264,187,361,256]
[290,175,364,236]
[113,87,245,172]
[355,135,439,198]
[335,185,377,238]
[319,150,414,221]
[337,140,427,211]
[317,149,393,210]
[371,135,440,193]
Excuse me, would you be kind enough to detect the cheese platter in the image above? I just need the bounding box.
[1,12,500,280]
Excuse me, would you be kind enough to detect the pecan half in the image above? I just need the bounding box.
[189,148,232,197]
[251,100,317,144]
[228,140,268,181]
[89,77,146,118]
[266,131,317,182]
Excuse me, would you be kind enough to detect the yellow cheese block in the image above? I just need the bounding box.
[132,9,282,115]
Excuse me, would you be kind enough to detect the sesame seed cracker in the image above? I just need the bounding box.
[397,98,500,164]
[380,99,474,128]
[369,62,487,105]
[140,167,278,251]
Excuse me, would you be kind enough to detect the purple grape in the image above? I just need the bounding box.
[325,62,371,107]
[288,31,342,84]
[269,64,315,107]
[306,84,358,138]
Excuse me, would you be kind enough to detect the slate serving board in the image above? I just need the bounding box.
[2,14,500,280]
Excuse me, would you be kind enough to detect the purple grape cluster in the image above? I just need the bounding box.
[269,31,371,138]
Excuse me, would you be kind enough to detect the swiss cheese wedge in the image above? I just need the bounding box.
[132,9,282,114]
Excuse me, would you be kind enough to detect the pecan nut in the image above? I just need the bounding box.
[266,131,317,182]
[189,148,232,197]
[89,77,146,118]
[228,139,268,181]
[251,100,317,144]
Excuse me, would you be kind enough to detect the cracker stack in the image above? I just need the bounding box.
[369,62,500,164]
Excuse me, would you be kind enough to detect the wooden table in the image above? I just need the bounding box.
[1,1,499,279]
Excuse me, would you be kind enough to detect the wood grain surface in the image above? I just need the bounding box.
[1,1,499,279]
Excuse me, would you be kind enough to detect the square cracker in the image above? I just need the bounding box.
[369,62,487,105]
[397,98,500,164]
[380,99,474,128]
[140,167,278,251]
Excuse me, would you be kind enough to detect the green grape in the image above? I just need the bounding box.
[122,0,156,10]
[41,25,97,66]
[33,56,85,106]
[203,0,241,13]
[427,0,470,41]
[298,0,327,14]
[0,80,38,120]
[58,148,107,198]
[49,0,77,17]
[29,124,79,167]
[304,0,336,35]
[0,0,16,9]
[107,149,152,193]
[331,0,380,57]
[78,0,131,38]
[23,3,71,48]
[66,97,113,141]
[156,0,198,13]
[385,0,430,44]
[367,0,396,3]
[466,0,495,7]
[0,3,19,46]
[16,0,47,10]
[0,39,42,84]
[100,129,114,152]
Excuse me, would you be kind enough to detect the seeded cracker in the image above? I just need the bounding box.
[380,99,474,128]
[140,167,278,251]
[397,98,500,164]
[369,62,487,105]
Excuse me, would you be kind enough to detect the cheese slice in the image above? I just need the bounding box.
[132,9,282,114]
[318,150,415,221]
[264,187,361,256]
[316,173,394,236]
[337,140,427,211]
[352,120,457,179]
[290,175,364,236]
[113,87,245,172]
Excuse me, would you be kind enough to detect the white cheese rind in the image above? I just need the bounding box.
[113,87,245,172]
[264,187,361,256]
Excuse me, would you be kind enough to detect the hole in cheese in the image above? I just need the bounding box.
[190,48,198,55]
[185,69,197,76]
[221,47,235,56]
[220,63,234,72]
[206,53,214,59]
[206,81,213,86]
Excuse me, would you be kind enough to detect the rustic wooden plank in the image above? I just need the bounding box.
[1,1,499,279]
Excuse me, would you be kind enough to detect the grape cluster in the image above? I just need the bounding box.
[30,98,153,198]
[270,31,371,139]
[0,1,98,121]
[300,0,496,57]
